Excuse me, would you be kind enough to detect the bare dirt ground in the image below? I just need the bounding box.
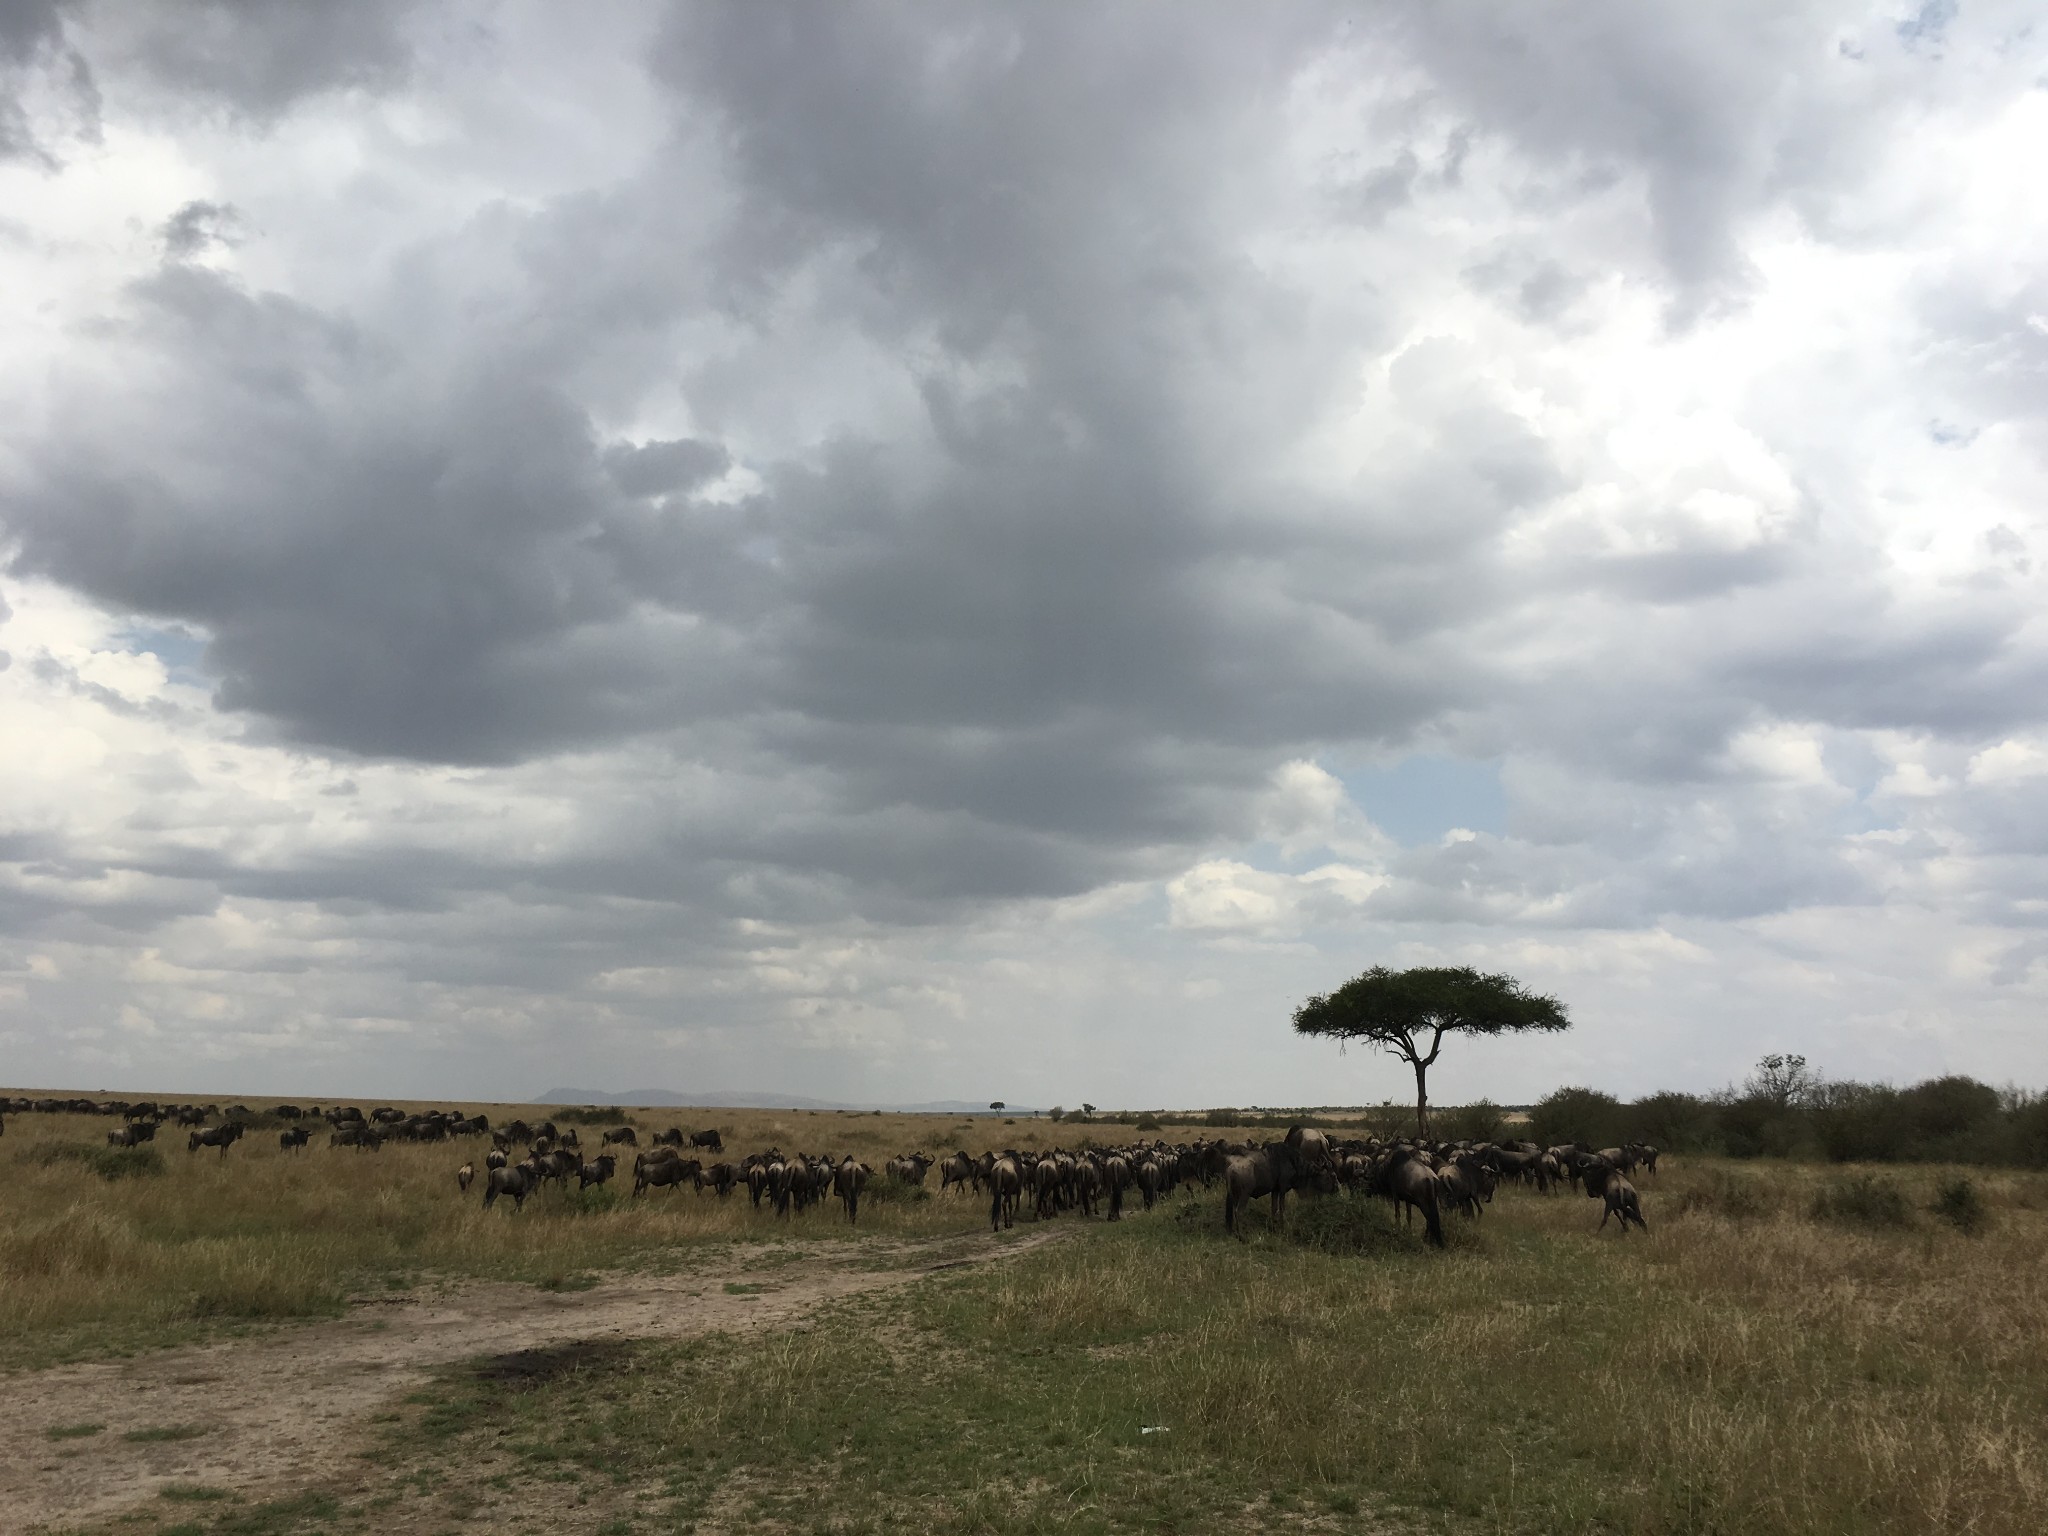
[2,1227,1066,1534]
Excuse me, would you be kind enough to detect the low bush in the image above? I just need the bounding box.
[1811,1174,1913,1229]
[1930,1176,1990,1235]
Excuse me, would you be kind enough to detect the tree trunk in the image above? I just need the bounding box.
[1413,1058,1430,1139]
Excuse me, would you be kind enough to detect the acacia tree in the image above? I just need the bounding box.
[1292,965,1571,1136]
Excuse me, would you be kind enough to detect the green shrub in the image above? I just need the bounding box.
[1135,1115,1162,1132]
[1811,1174,1913,1229]
[1435,1100,1504,1144]
[1529,1087,1626,1150]
[1284,1196,1428,1257]
[1929,1176,1990,1235]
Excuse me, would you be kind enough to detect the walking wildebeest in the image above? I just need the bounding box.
[483,1162,538,1210]
[1578,1156,1648,1234]
[578,1153,618,1190]
[188,1121,245,1156]
[689,1129,724,1153]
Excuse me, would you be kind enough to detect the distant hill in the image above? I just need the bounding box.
[539,1088,1037,1115]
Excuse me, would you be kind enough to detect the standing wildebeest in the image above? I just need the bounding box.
[987,1154,1023,1232]
[1213,1126,1333,1235]
[834,1157,871,1223]
[633,1151,699,1197]
[189,1121,245,1156]
[689,1129,724,1154]
[457,1161,476,1193]
[1376,1146,1447,1248]
[578,1153,618,1190]
[483,1162,539,1210]
[107,1122,159,1147]
[278,1125,310,1152]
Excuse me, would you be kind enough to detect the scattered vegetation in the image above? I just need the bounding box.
[45,1422,105,1440]
[1535,1061,2048,1167]
[1811,1173,1915,1229]
[1931,1175,1991,1235]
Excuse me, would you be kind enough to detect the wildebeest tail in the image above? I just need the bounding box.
[1422,1186,1445,1248]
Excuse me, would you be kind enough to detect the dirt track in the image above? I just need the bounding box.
[1,1228,1063,1533]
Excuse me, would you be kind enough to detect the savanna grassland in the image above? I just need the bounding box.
[6,1097,2048,1536]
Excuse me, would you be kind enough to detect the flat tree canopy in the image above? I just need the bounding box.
[1292,965,1571,1136]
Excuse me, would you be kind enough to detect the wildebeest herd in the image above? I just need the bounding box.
[3,1096,1654,1242]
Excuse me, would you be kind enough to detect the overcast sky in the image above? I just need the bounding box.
[3,1,2045,1108]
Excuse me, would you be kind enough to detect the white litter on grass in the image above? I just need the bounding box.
[1140,1425,1170,1435]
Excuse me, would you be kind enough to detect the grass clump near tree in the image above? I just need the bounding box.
[35,1143,165,1181]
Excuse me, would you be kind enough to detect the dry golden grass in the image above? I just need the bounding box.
[0,1097,1111,1367]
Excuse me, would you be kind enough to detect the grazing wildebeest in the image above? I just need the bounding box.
[653,1127,685,1147]
[602,1126,638,1148]
[278,1125,310,1152]
[189,1121,245,1156]
[483,1162,539,1210]
[107,1122,159,1147]
[689,1129,724,1154]
[578,1153,618,1190]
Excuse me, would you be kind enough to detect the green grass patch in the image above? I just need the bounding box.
[124,1424,209,1443]
[46,1421,105,1439]
[34,1143,166,1181]
[158,1485,235,1503]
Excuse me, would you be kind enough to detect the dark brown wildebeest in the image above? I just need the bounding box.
[834,1157,871,1223]
[278,1125,310,1152]
[697,1161,737,1197]
[1213,1126,1332,1235]
[633,1151,699,1197]
[987,1155,1023,1232]
[330,1125,384,1151]
[602,1126,638,1148]
[886,1153,932,1186]
[107,1122,159,1147]
[1436,1153,1496,1219]
[652,1127,685,1147]
[938,1150,977,1195]
[689,1128,724,1153]
[1578,1156,1648,1234]
[1376,1146,1447,1248]
[189,1121,245,1156]
[457,1161,476,1193]
[577,1153,618,1190]
[483,1162,538,1210]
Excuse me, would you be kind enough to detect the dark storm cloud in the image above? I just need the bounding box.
[159,199,240,261]
[100,0,420,117]
[6,0,2043,951]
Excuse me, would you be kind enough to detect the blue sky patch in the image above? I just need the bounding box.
[1336,755,1506,845]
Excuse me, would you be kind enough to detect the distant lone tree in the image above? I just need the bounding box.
[1292,966,1571,1137]
[989,1101,1005,1111]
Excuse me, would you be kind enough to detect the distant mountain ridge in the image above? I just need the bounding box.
[539,1087,1036,1115]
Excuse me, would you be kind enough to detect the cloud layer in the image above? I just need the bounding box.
[3,2,2047,1105]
